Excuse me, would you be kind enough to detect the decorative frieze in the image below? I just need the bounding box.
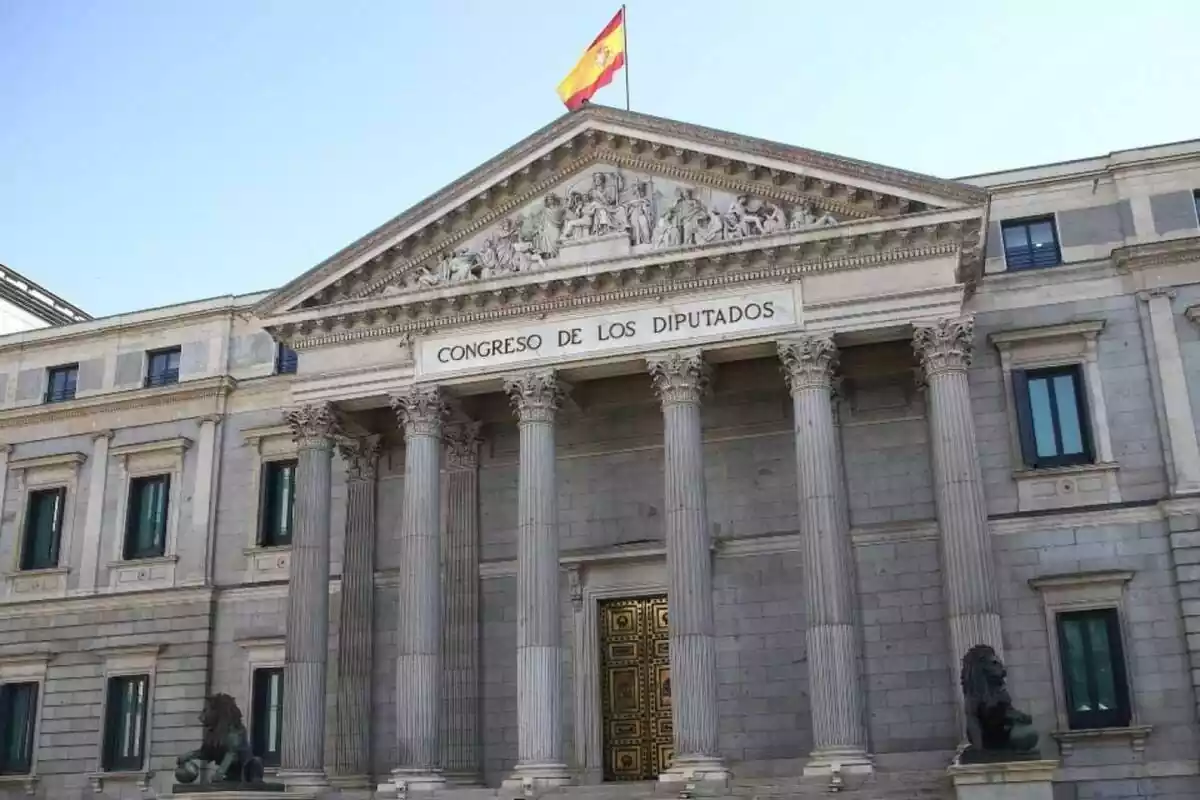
[647,349,710,406]
[913,316,974,376]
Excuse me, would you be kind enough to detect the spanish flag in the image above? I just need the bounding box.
[556,8,626,110]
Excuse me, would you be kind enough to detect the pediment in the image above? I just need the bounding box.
[256,106,986,318]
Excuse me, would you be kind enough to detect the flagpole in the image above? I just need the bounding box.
[622,4,630,111]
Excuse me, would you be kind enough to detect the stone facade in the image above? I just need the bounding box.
[1,108,1200,800]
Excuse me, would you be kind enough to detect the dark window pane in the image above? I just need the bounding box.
[103,675,149,771]
[124,475,170,560]
[259,461,297,547]
[20,489,64,571]
[276,345,298,375]
[1057,609,1131,730]
[1015,365,1092,469]
[251,668,284,767]
[1003,225,1029,251]
[1002,216,1061,270]
[1028,221,1057,247]
[0,683,38,775]
[45,365,78,403]
[145,348,181,387]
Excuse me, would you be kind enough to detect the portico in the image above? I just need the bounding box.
[253,105,997,792]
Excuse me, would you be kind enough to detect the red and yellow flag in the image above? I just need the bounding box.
[556,9,626,110]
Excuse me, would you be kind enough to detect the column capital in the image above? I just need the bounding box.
[337,434,383,482]
[913,317,974,376]
[647,350,710,406]
[778,336,838,392]
[391,385,448,439]
[444,421,484,471]
[285,403,341,448]
[503,370,567,424]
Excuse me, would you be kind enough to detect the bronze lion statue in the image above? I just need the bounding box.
[960,644,1039,761]
[175,693,265,786]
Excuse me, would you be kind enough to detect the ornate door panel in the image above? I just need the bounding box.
[598,595,672,781]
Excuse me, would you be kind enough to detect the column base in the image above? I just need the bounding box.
[387,768,447,792]
[947,759,1057,800]
[501,762,572,790]
[658,754,731,784]
[802,746,874,777]
[276,768,330,793]
[442,770,484,786]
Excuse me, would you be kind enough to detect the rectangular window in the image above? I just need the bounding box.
[44,364,78,403]
[276,343,298,375]
[144,347,181,388]
[123,475,170,560]
[1013,365,1093,469]
[0,683,38,775]
[102,675,149,772]
[20,488,65,571]
[1057,609,1131,730]
[1001,216,1062,270]
[250,667,284,767]
[258,460,297,548]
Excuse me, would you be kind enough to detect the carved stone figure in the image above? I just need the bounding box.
[790,201,819,229]
[959,645,1040,762]
[760,202,787,234]
[174,694,279,790]
[623,180,654,245]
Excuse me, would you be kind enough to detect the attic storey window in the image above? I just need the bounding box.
[275,343,298,375]
[44,364,78,403]
[1002,216,1061,270]
[145,347,180,388]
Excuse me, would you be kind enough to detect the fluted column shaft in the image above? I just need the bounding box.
[281,403,340,786]
[441,423,484,783]
[503,371,570,787]
[778,338,870,772]
[647,351,726,781]
[391,387,448,787]
[914,318,1003,674]
[333,436,381,784]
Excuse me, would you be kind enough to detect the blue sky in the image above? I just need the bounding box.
[2,1,1197,318]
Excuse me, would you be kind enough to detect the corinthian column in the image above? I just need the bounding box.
[502,371,571,789]
[280,402,340,790]
[441,422,484,784]
[332,434,381,788]
[646,350,728,783]
[390,386,449,790]
[778,337,871,775]
[913,318,1003,674]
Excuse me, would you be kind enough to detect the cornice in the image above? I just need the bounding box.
[110,436,193,459]
[0,585,213,617]
[0,375,236,431]
[0,304,240,356]
[254,106,982,318]
[1112,235,1200,273]
[989,319,1106,349]
[273,209,981,351]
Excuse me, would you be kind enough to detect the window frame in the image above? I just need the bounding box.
[143,347,181,388]
[7,453,85,598]
[240,425,300,583]
[43,364,79,404]
[257,459,298,548]
[0,654,49,785]
[18,487,66,572]
[91,645,159,786]
[250,667,285,768]
[275,343,298,375]
[108,438,190,592]
[0,683,39,776]
[122,474,172,561]
[238,638,284,773]
[1000,214,1063,270]
[1013,364,1095,470]
[1055,608,1132,731]
[101,674,150,773]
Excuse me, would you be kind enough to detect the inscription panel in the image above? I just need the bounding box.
[417,288,799,378]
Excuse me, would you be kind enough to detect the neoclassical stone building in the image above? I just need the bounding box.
[1,107,1200,799]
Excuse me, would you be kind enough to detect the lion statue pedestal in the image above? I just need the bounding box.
[167,693,288,797]
[947,646,1057,800]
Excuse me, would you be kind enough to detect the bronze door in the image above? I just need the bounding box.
[598,595,673,781]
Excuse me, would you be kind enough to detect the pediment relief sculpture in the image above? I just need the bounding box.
[384,167,847,295]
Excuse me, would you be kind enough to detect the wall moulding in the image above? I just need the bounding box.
[0,375,235,430]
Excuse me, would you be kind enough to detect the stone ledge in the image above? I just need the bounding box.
[0,773,38,795]
[1052,724,1152,756]
[948,758,1058,785]
[1012,461,1121,513]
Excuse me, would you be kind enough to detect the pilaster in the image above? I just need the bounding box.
[441,422,484,784]
[778,337,871,774]
[1139,290,1200,495]
[646,350,729,783]
[78,430,113,594]
[502,370,571,789]
[390,386,449,790]
[332,434,382,788]
[279,402,340,789]
[913,318,1004,678]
